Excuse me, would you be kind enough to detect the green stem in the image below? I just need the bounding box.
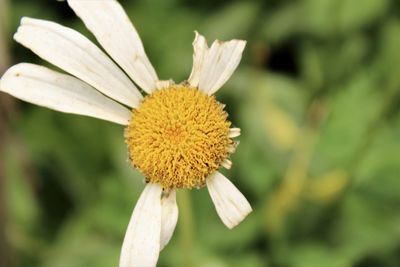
[178,190,194,267]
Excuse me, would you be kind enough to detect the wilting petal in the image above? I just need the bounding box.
[193,35,245,96]
[207,172,252,229]
[14,17,142,108]
[160,190,178,250]
[0,63,131,125]
[68,0,158,93]
[188,31,208,88]
[120,183,163,267]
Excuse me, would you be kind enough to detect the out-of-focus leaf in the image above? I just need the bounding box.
[289,244,352,267]
[302,0,389,37]
[202,1,260,40]
[312,70,383,174]
[260,3,301,44]
[334,191,400,263]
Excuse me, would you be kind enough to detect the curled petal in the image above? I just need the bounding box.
[188,32,246,95]
[188,31,208,88]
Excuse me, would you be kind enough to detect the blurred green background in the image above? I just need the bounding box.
[1,0,400,266]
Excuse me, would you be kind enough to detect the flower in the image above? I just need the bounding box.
[0,0,252,266]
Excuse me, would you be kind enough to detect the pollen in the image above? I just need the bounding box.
[125,85,233,189]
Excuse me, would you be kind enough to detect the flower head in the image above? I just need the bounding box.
[125,85,234,189]
[0,0,252,266]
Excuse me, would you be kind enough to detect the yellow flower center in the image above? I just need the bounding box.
[125,85,233,189]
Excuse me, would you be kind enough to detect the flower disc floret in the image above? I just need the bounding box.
[125,85,232,189]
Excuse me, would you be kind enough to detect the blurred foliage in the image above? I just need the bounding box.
[1,0,400,266]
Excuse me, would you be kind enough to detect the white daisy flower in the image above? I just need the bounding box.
[0,0,252,266]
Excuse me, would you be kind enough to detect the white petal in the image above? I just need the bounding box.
[67,0,158,94]
[192,35,245,95]
[206,172,252,229]
[120,183,163,267]
[160,190,178,250]
[14,17,142,108]
[229,128,241,138]
[0,63,131,125]
[227,145,237,154]
[188,31,208,88]
[221,159,232,170]
[155,80,173,90]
